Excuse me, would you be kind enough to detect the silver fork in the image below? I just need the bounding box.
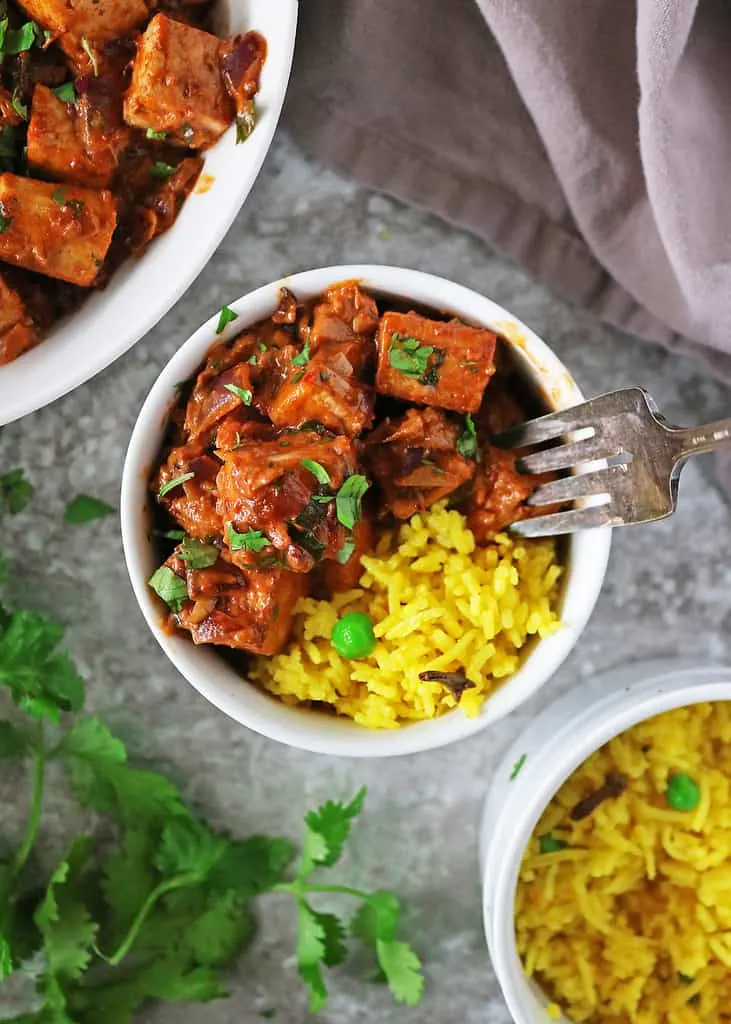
[491,386,731,537]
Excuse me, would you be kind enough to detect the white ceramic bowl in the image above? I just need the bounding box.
[0,0,298,426]
[480,659,731,1024]
[121,265,612,757]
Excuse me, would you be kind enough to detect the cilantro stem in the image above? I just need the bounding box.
[13,730,45,878]
[274,882,368,900]
[99,871,200,966]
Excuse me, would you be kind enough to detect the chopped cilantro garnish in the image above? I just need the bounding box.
[0,214,11,235]
[3,21,37,54]
[159,472,194,498]
[179,537,219,569]
[64,494,115,524]
[456,414,479,460]
[336,538,356,565]
[155,528,186,541]
[247,354,258,365]
[150,160,177,179]
[11,89,27,121]
[53,81,77,104]
[52,188,84,217]
[224,383,253,406]
[80,35,98,75]
[335,475,369,530]
[228,526,269,552]
[216,305,239,334]
[235,100,256,144]
[291,370,305,385]
[292,341,310,367]
[148,566,188,612]
[146,127,167,140]
[388,332,434,380]
[300,459,331,486]
[510,754,527,780]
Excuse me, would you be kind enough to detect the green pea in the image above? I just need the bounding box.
[666,773,700,812]
[331,612,376,660]
[539,834,568,854]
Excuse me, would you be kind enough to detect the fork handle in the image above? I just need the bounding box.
[673,417,731,460]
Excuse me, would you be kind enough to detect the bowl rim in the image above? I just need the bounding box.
[0,0,298,426]
[121,264,612,757]
[480,660,731,1024]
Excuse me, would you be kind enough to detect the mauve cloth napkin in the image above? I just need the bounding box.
[284,0,731,379]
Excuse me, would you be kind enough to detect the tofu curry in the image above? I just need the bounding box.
[0,0,266,365]
[149,281,551,661]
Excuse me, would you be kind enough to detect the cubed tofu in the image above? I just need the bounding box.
[216,433,357,572]
[466,445,546,540]
[27,85,124,189]
[178,562,308,655]
[375,311,497,414]
[0,272,41,365]
[0,173,116,286]
[268,342,375,437]
[154,441,223,540]
[309,280,380,353]
[124,13,233,150]
[15,0,148,40]
[365,408,476,520]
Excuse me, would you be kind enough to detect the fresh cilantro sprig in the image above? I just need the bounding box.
[0,478,424,1018]
[0,468,34,516]
[272,790,424,1010]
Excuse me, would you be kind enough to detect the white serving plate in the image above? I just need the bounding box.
[0,0,298,426]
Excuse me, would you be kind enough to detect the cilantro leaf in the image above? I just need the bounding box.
[336,538,355,565]
[148,566,188,613]
[388,333,433,379]
[335,476,369,530]
[304,788,366,868]
[376,939,424,1006]
[0,610,85,723]
[34,837,98,984]
[227,526,269,552]
[296,902,328,1011]
[216,305,238,335]
[297,828,329,878]
[351,891,401,944]
[0,469,34,515]
[178,538,218,570]
[64,494,115,524]
[456,413,479,460]
[159,472,194,498]
[102,829,157,940]
[510,753,527,780]
[0,720,29,759]
[4,22,36,53]
[223,383,252,406]
[300,459,331,486]
[235,101,256,144]
[317,911,347,968]
[176,889,256,967]
[52,81,76,104]
[155,818,227,880]
[208,836,294,900]
[291,341,310,367]
[61,716,185,826]
[146,127,167,140]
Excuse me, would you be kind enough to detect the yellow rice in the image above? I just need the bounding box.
[249,502,562,728]
[516,701,731,1024]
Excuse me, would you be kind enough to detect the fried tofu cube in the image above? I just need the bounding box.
[124,13,233,150]
[0,272,41,365]
[309,280,380,352]
[15,0,148,40]
[0,173,116,287]
[179,562,308,656]
[27,85,125,189]
[375,311,497,414]
[268,342,375,437]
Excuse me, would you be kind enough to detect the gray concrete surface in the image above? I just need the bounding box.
[2,133,731,1023]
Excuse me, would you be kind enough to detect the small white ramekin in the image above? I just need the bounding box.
[121,265,612,757]
[480,659,731,1023]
